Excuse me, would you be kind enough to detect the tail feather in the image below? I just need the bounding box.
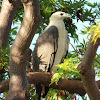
[43,86,49,98]
[36,84,42,100]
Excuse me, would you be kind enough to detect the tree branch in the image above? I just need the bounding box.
[27,72,86,96]
[0,72,85,96]
[77,33,100,100]
[1,72,100,96]
[0,0,20,48]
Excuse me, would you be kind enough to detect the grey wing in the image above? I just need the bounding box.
[32,26,59,72]
[64,30,69,58]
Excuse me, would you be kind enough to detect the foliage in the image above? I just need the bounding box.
[38,0,100,42]
[9,26,19,45]
[0,45,10,69]
[13,5,24,23]
[88,24,100,44]
[28,87,37,100]
[0,0,2,11]
[94,54,100,77]
[50,56,80,85]
[46,89,72,100]
[46,89,59,100]
[0,45,9,99]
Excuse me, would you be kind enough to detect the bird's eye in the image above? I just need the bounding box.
[60,13,63,16]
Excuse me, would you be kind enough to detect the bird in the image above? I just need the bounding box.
[32,11,70,100]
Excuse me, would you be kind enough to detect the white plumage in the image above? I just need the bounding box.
[47,11,69,71]
[32,11,70,100]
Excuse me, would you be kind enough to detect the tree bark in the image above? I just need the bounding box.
[0,0,20,48]
[1,72,100,96]
[5,0,41,99]
[0,72,85,96]
[78,33,100,100]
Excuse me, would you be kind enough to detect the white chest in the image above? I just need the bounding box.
[48,21,68,71]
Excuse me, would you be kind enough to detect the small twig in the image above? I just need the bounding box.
[96,74,100,76]
[69,42,79,55]
[41,18,48,25]
[76,9,96,25]
[81,13,96,25]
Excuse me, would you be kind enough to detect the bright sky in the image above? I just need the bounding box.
[90,0,100,3]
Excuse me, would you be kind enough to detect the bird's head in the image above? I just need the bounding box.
[50,11,70,21]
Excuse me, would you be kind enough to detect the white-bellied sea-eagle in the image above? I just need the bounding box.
[32,11,70,100]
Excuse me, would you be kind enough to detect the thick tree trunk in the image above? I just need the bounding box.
[5,0,41,99]
[0,0,20,48]
[0,0,20,97]
[78,33,100,100]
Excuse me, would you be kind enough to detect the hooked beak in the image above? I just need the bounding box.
[65,13,70,19]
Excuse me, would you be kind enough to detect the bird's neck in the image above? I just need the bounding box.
[44,20,65,33]
[49,19,64,25]
[48,20,65,29]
